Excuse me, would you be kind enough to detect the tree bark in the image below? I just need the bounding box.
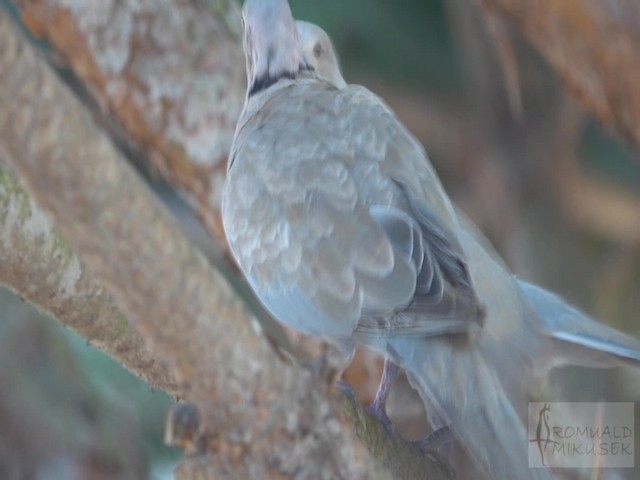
[0,163,177,395]
[14,0,246,239]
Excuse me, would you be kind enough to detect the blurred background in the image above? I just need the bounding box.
[1,0,639,478]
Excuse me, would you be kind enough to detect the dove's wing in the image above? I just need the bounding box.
[223,77,483,340]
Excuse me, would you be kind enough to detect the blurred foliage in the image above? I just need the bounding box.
[65,326,182,474]
[0,287,180,479]
[580,120,640,191]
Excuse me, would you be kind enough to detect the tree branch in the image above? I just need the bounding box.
[0,162,177,394]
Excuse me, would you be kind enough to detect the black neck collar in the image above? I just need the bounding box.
[248,63,314,97]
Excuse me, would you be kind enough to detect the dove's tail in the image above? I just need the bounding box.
[518,280,640,368]
[389,336,556,480]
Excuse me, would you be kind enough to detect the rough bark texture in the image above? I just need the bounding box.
[15,0,245,239]
[0,10,451,479]
[0,163,177,395]
[482,0,640,149]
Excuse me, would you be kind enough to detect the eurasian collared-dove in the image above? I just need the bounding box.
[222,2,640,479]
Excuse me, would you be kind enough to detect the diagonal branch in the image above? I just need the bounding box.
[0,162,177,394]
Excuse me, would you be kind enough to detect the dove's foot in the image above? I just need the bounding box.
[409,426,456,479]
[365,359,400,434]
[365,401,395,434]
[336,379,357,400]
[425,451,457,480]
[411,425,452,451]
[336,379,394,432]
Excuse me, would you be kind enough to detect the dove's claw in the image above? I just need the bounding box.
[335,380,357,400]
[365,402,395,434]
[412,425,452,452]
[410,427,456,480]
[337,379,394,433]
[424,451,457,480]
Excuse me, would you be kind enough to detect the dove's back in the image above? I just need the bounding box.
[224,76,482,340]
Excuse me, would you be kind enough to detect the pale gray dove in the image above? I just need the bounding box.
[222,2,640,479]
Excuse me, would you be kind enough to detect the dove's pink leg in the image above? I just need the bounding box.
[365,358,455,477]
[368,360,454,451]
[366,358,400,432]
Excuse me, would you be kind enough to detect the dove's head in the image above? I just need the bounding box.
[296,21,347,89]
[242,0,308,96]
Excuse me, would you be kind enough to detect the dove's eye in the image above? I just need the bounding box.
[313,42,323,58]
